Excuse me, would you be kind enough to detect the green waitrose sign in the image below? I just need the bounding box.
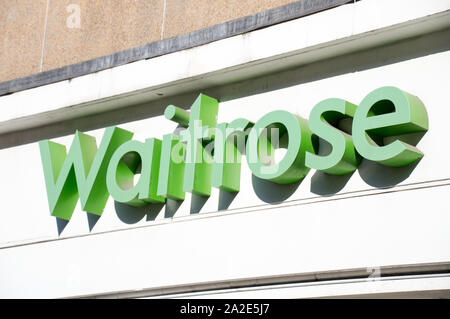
[39,86,429,221]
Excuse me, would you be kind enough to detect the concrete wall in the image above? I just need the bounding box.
[0,0,296,83]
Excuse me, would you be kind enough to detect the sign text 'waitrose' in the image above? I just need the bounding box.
[39,86,429,221]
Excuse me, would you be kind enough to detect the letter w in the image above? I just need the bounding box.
[39,127,133,220]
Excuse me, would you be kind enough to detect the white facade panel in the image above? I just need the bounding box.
[0,0,449,299]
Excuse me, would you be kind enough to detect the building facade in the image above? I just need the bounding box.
[0,0,449,298]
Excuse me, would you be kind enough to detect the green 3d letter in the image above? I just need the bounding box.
[180,94,219,196]
[246,110,315,184]
[157,133,186,200]
[305,98,360,175]
[106,138,165,206]
[39,126,133,220]
[352,86,428,167]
